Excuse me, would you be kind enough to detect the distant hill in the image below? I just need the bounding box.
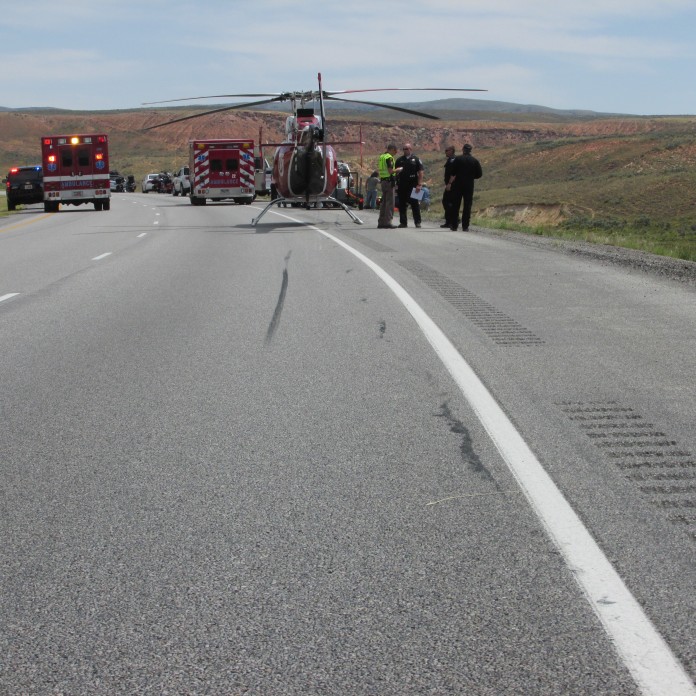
[0,98,629,123]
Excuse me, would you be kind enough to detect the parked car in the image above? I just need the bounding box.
[141,173,159,193]
[172,166,191,196]
[3,165,43,211]
[109,171,125,193]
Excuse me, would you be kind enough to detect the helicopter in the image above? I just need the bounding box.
[142,73,486,225]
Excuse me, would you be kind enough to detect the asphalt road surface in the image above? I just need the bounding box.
[1,194,695,695]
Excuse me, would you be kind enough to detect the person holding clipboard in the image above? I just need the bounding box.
[395,143,425,228]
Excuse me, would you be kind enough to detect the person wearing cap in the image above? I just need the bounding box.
[447,143,482,231]
[395,143,425,228]
[377,143,402,228]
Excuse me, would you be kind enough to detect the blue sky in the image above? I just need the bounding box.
[2,0,695,115]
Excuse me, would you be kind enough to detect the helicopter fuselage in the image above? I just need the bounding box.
[272,142,338,200]
[271,110,338,201]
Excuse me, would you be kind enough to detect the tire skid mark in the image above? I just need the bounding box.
[265,251,291,345]
[437,399,500,488]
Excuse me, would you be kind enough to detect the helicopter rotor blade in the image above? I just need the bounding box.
[324,95,441,120]
[325,87,487,96]
[142,93,284,106]
[142,97,284,131]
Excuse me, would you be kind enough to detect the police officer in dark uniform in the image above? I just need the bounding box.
[441,145,457,228]
[395,143,425,228]
[448,143,483,231]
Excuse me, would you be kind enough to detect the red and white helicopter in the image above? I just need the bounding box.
[143,73,485,225]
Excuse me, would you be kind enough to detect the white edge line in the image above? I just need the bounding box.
[92,252,112,261]
[270,212,695,696]
[137,233,147,238]
[0,293,20,303]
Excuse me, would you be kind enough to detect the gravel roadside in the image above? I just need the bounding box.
[473,225,696,287]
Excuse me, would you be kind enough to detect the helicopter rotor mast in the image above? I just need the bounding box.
[317,72,328,197]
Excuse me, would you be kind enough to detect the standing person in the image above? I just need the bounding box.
[448,143,482,231]
[441,145,457,228]
[377,144,401,229]
[395,143,425,228]
[365,170,379,209]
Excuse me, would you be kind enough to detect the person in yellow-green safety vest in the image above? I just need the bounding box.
[377,143,402,228]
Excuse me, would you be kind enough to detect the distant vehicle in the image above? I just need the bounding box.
[332,161,362,209]
[41,134,111,212]
[3,165,43,211]
[109,170,125,193]
[152,172,173,194]
[254,155,272,196]
[172,166,190,196]
[188,139,255,205]
[142,173,159,193]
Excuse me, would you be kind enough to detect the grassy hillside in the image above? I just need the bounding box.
[418,118,696,261]
[2,108,695,261]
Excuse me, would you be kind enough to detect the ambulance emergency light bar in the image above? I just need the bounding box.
[42,136,108,146]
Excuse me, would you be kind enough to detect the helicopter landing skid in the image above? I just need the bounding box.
[326,197,364,225]
[251,197,363,226]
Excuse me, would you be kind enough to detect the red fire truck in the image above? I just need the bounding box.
[189,139,255,205]
[41,134,111,212]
